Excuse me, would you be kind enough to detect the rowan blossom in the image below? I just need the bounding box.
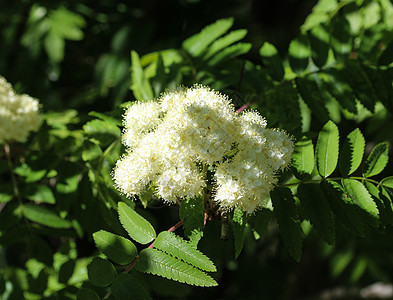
[0,76,41,143]
[113,85,293,213]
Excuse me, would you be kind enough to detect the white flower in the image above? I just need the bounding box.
[113,85,294,213]
[0,76,41,143]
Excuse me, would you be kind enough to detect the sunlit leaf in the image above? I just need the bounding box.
[316,121,339,178]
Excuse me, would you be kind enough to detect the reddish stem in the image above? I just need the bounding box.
[236,100,256,114]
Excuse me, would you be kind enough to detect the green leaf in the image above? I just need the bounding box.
[292,138,314,176]
[288,33,310,74]
[309,24,330,68]
[381,176,393,190]
[295,77,330,123]
[316,121,339,178]
[23,204,72,229]
[93,230,138,265]
[24,184,55,204]
[76,288,100,300]
[182,18,234,57]
[259,42,284,81]
[44,32,65,63]
[131,50,154,101]
[363,142,389,177]
[270,187,303,262]
[82,139,103,162]
[154,231,216,272]
[204,29,248,59]
[320,181,365,237]
[208,42,252,66]
[298,183,335,245]
[322,69,357,114]
[0,184,14,203]
[87,257,117,287]
[339,128,365,176]
[179,197,204,246]
[135,248,217,287]
[342,179,379,219]
[111,273,152,300]
[83,119,120,147]
[341,61,378,112]
[118,202,156,244]
[232,207,246,258]
[378,38,393,65]
[331,16,352,62]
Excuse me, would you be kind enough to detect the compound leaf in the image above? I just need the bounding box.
[135,248,217,287]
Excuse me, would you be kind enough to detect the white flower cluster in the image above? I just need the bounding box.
[113,85,293,213]
[0,76,41,143]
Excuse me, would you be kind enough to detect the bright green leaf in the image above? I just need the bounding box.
[342,179,379,219]
[154,231,216,272]
[288,33,310,74]
[232,207,246,258]
[331,16,352,62]
[316,121,339,177]
[118,202,156,244]
[363,142,389,177]
[292,138,314,176]
[309,24,330,68]
[208,42,251,66]
[135,248,217,287]
[182,18,234,57]
[93,230,137,265]
[381,176,393,190]
[131,50,154,101]
[23,204,72,228]
[204,29,248,59]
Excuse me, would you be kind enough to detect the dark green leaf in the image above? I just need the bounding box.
[24,185,55,204]
[339,128,365,176]
[82,139,103,162]
[378,38,393,65]
[76,288,100,300]
[232,207,246,258]
[118,202,156,244]
[154,231,216,272]
[320,181,365,237]
[182,18,234,57]
[111,273,152,300]
[288,33,310,74]
[135,248,217,287]
[93,230,138,265]
[298,183,335,245]
[271,187,303,261]
[259,42,284,81]
[363,142,389,177]
[316,121,339,178]
[179,197,204,246]
[309,24,330,68]
[23,204,72,229]
[331,16,352,62]
[341,61,378,112]
[87,257,117,287]
[295,77,330,123]
[83,119,120,147]
[292,138,314,176]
